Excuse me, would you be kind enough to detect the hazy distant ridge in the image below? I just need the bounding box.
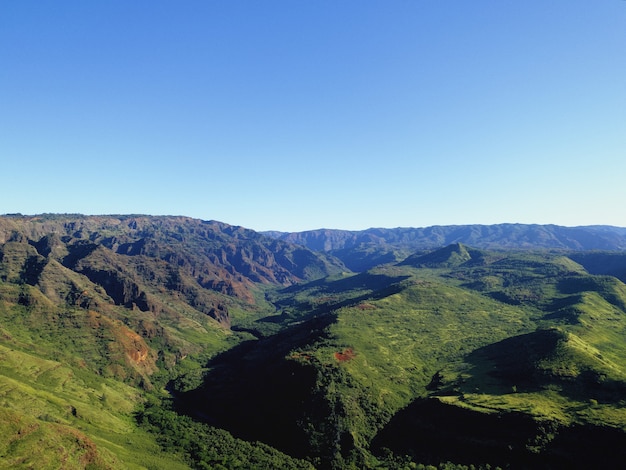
[264,224,626,271]
[265,224,626,252]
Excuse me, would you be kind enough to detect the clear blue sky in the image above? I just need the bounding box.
[1,1,625,232]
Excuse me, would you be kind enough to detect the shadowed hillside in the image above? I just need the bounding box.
[0,214,343,468]
[176,246,626,469]
[3,214,626,469]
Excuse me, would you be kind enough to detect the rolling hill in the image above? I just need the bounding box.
[2,214,626,469]
[0,214,341,469]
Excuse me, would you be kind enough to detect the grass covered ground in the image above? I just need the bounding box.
[0,342,188,469]
[191,248,626,468]
[3,238,626,468]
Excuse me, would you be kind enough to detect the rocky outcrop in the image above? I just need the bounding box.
[0,215,348,332]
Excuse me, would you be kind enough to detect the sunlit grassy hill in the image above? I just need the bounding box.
[0,296,190,469]
[3,214,626,469]
[180,246,626,469]
[0,215,337,468]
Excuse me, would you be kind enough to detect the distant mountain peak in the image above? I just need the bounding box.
[400,243,480,268]
[265,224,626,271]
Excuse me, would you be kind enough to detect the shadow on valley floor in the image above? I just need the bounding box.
[262,273,411,323]
[172,311,339,462]
[371,396,626,469]
[370,329,626,468]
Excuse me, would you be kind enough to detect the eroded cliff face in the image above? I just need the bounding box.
[86,310,157,375]
[1,214,345,306]
[0,215,346,385]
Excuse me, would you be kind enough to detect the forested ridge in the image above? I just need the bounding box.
[2,214,626,469]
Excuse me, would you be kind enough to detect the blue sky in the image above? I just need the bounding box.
[1,1,625,232]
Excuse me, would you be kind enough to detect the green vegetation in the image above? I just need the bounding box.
[136,396,314,469]
[3,216,626,468]
[0,338,188,469]
[0,215,334,468]
[178,247,626,468]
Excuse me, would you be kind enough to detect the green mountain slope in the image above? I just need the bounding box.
[399,242,488,268]
[0,214,340,468]
[373,251,626,468]
[3,214,626,469]
[178,246,626,469]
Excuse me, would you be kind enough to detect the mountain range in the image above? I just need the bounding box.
[2,214,626,469]
[265,223,626,271]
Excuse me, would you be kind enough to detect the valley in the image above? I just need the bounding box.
[1,214,626,469]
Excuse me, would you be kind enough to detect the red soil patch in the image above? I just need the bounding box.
[334,348,356,362]
[356,303,376,310]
